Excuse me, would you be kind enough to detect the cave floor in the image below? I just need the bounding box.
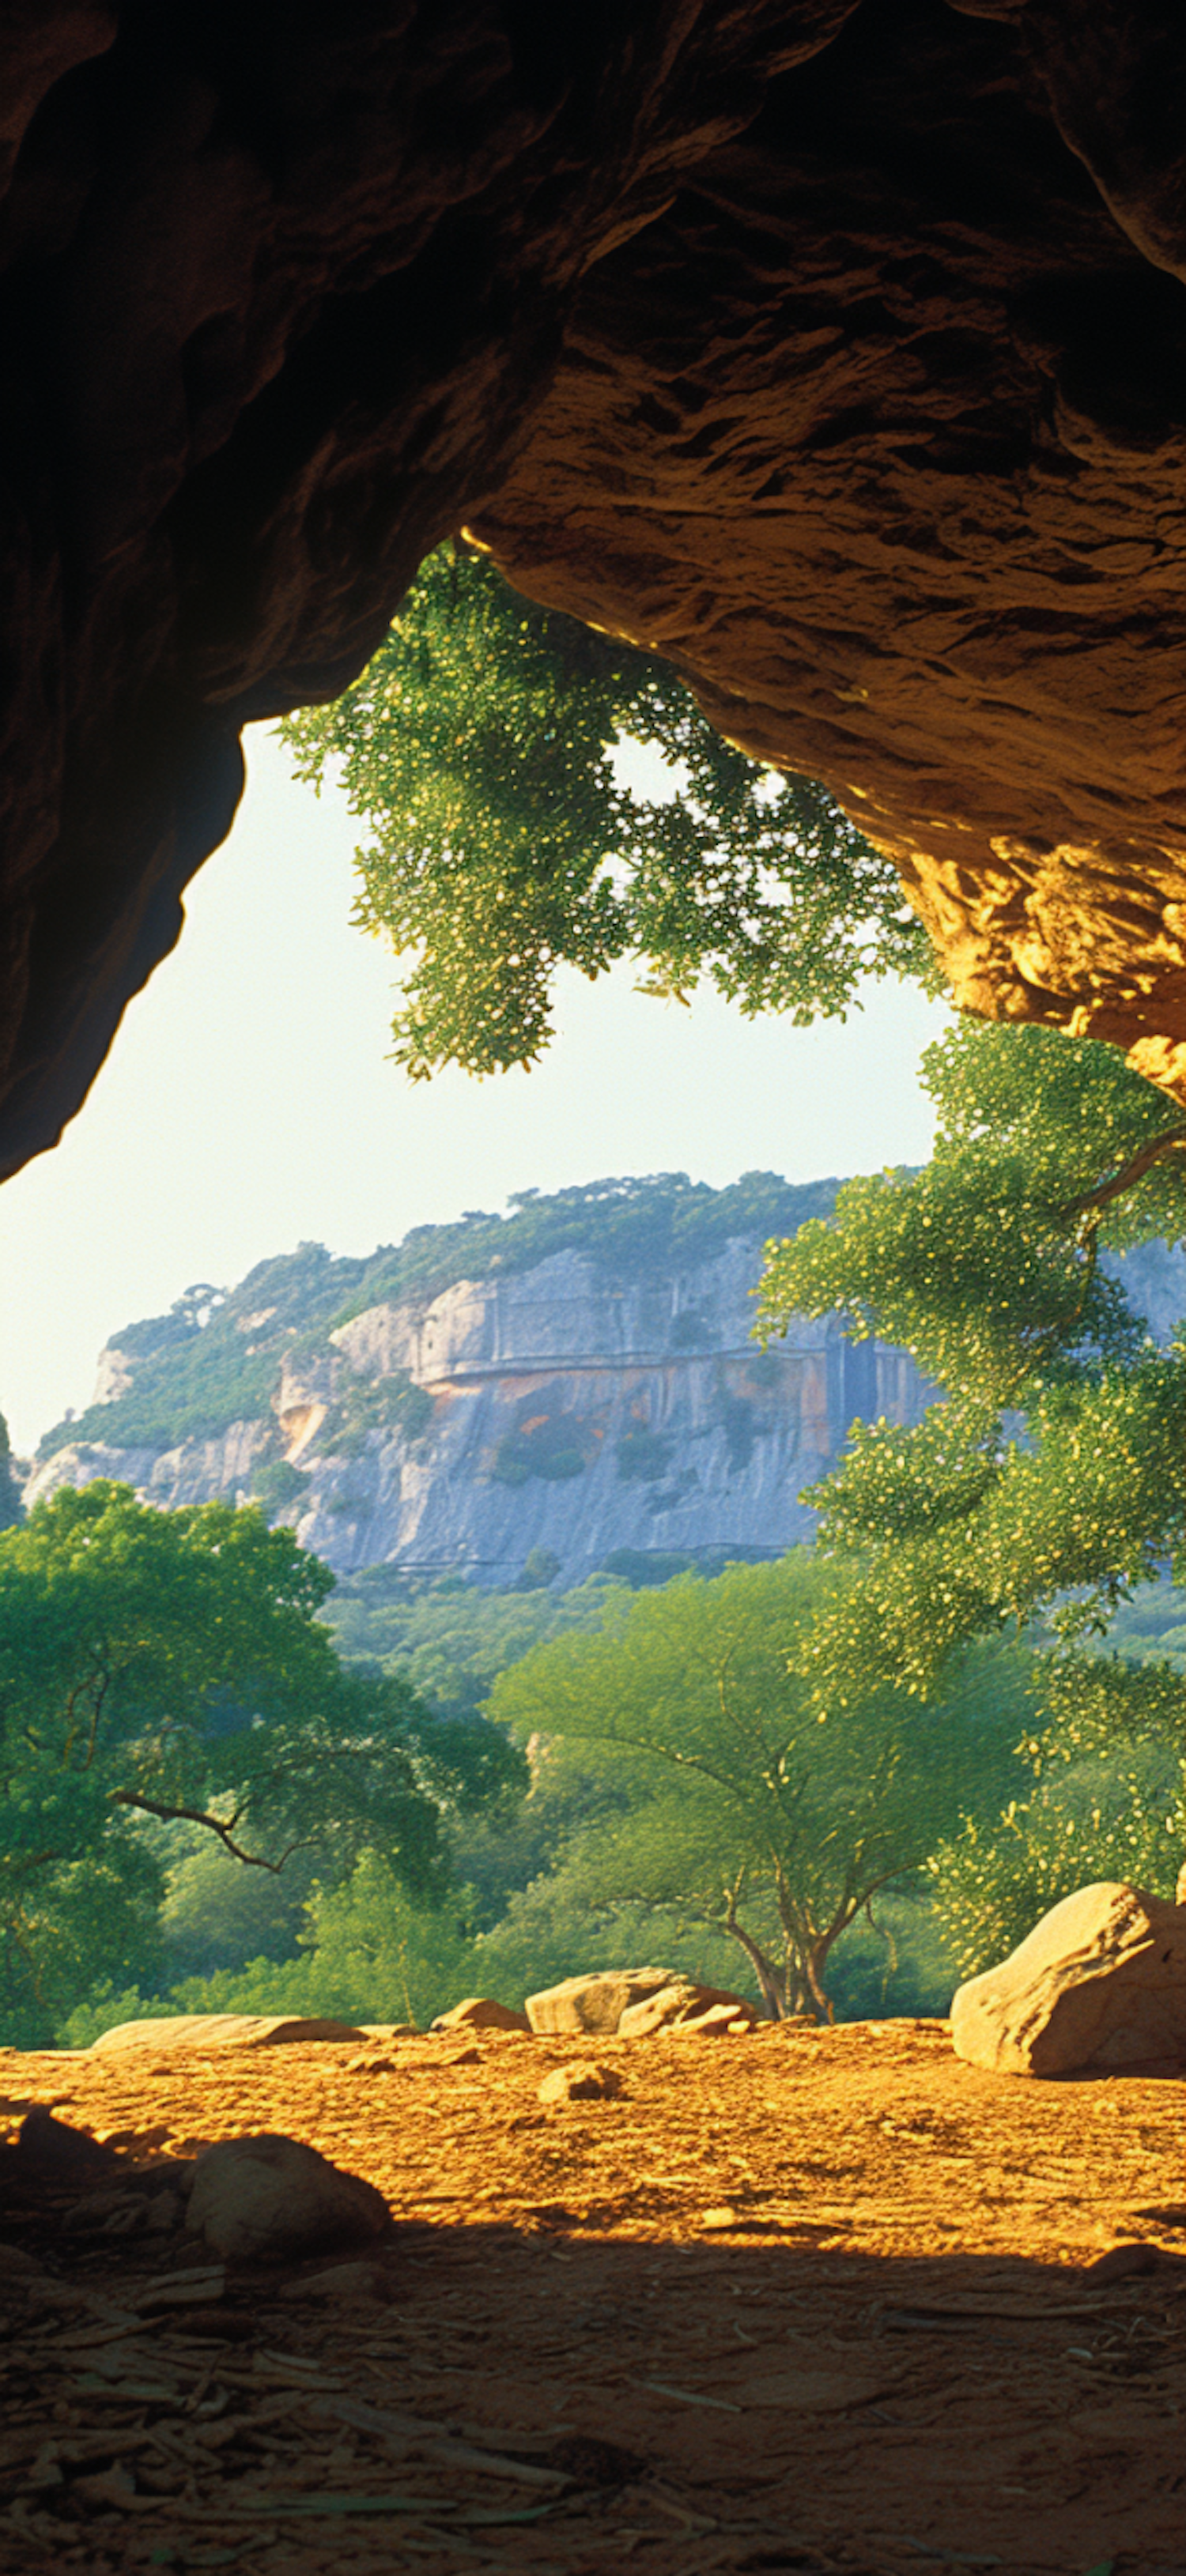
[0,2019,1183,2576]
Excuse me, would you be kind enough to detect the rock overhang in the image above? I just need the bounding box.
[3,0,1186,1176]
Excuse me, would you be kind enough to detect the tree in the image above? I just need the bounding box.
[0,1482,524,2042]
[488,1554,1025,2020]
[928,1653,1186,1975]
[0,1414,21,1529]
[281,539,931,1081]
[757,1017,1186,1918]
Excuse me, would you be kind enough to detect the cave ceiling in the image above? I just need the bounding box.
[2,0,1186,1177]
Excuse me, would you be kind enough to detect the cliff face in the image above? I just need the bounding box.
[5,5,1186,1177]
[24,1235,931,1585]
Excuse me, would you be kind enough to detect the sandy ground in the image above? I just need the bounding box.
[0,2016,1183,2576]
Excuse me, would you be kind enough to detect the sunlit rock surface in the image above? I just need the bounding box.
[24,1236,932,1584]
[5,3,1186,1175]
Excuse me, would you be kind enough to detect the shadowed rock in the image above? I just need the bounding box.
[6,6,1186,1171]
[185,2133,391,2262]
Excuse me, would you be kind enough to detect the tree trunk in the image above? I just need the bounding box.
[720,1904,785,2020]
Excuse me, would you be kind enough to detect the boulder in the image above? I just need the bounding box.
[89,2015,368,2054]
[618,1979,760,2038]
[538,2063,624,2106]
[669,2002,758,2038]
[525,1968,678,2036]
[185,2133,390,2263]
[950,1881,1186,2077]
[429,1997,531,2035]
[9,2108,121,2188]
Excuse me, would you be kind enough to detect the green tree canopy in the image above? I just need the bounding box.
[281,540,931,1081]
[0,1482,524,2042]
[757,1020,1186,1698]
[756,1017,1186,1929]
[488,1553,1025,2019]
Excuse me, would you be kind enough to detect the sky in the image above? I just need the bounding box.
[0,726,950,1455]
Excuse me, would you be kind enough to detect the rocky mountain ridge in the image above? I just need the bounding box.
[24,1177,1184,1590]
[21,1175,923,1586]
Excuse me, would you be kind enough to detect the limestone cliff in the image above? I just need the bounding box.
[5,6,1186,1177]
[23,1179,934,1585]
[25,1188,1184,1583]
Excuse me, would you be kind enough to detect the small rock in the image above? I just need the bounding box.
[1082,2241,1160,2284]
[281,2259,391,2303]
[71,2464,138,2510]
[526,1968,679,2035]
[618,1979,758,2038]
[430,1996,531,2035]
[0,2243,44,2283]
[544,2435,647,2486]
[538,2062,623,2105]
[89,2013,368,2054]
[63,2186,149,2235]
[147,2189,182,2233]
[10,2107,122,2188]
[950,1880,1186,2076]
[185,2133,390,2263]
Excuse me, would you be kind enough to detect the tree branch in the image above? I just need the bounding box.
[109,1790,309,1873]
[1059,1125,1186,1225]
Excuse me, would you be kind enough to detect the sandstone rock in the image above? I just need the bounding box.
[1082,2242,1160,2284]
[525,1969,678,2036]
[538,2063,624,2106]
[63,2186,151,2235]
[9,2108,121,2188]
[71,2465,138,2510]
[668,2004,758,2039]
[0,2243,44,2284]
[89,2014,368,2054]
[430,1997,531,2035]
[280,2259,391,2303]
[950,1881,1186,2077]
[617,1979,759,2038]
[11,10,1186,1182]
[185,2133,390,2263]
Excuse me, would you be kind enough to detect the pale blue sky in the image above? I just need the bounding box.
[0,726,950,1454]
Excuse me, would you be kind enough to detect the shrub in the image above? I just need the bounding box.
[251,1458,310,1521]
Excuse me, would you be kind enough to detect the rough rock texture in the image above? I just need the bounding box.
[5,5,1186,1176]
[537,2062,625,2105]
[6,2105,120,2189]
[617,1980,761,2038]
[22,1235,1180,1587]
[279,2258,392,2303]
[185,2132,390,2261]
[950,1880,1186,2077]
[429,1997,531,2035]
[22,1235,935,1584]
[89,2014,368,2054]
[525,1968,682,2037]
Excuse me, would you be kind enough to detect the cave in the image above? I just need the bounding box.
[3,0,1186,1178]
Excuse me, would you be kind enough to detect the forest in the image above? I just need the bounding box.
[4,543,1184,2050]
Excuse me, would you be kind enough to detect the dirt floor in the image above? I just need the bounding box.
[0,2016,1184,2576]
